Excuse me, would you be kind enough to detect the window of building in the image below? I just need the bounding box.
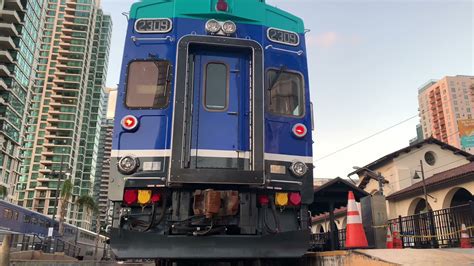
[125,60,171,109]
[425,151,437,166]
[204,63,228,111]
[267,70,305,117]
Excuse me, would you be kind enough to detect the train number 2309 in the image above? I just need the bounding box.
[135,19,172,33]
[267,28,299,46]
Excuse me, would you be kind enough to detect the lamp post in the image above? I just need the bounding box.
[413,160,430,212]
[413,160,438,248]
[352,166,386,195]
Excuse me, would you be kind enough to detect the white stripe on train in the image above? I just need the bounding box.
[111,149,313,163]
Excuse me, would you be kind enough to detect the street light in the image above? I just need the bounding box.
[413,160,431,212]
[351,166,387,195]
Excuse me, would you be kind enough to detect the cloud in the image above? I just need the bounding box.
[307,32,362,48]
[311,32,340,48]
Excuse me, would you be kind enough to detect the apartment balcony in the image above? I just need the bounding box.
[0,65,12,77]
[0,50,15,64]
[0,10,22,25]
[0,78,8,90]
[0,36,16,50]
[4,0,25,12]
[57,55,82,62]
[37,176,50,183]
[39,168,53,174]
[40,159,53,165]
[0,22,20,37]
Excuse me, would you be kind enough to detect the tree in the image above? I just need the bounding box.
[58,179,73,236]
[76,195,100,261]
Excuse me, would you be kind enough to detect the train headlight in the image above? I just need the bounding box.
[290,161,308,177]
[205,19,221,34]
[222,21,237,35]
[118,156,140,175]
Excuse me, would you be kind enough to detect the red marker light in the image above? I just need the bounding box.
[121,115,138,131]
[151,193,161,203]
[258,195,270,206]
[289,192,302,206]
[216,0,228,11]
[123,190,138,205]
[292,123,307,138]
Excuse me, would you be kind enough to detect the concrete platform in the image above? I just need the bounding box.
[306,248,474,266]
[356,248,474,265]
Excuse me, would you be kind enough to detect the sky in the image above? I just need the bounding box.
[101,0,473,180]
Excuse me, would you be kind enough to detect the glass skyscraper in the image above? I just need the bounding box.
[17,0,111,230]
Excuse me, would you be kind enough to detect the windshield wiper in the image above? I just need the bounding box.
[268,66,287,91]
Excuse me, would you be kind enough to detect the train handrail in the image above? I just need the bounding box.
[131,36,175,43]
[265,45,304,56]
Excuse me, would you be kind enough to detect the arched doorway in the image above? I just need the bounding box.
[317,224,324,233]
[407,198,435,247]
[442,187,474,209]
[414,198,432,214]
[408,198,433,215]
[450,188,473,207]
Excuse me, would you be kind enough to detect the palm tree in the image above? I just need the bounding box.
[58,179,73,235]
[76,195,100,260]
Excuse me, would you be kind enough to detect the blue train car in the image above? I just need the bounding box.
[109,0,314,259]
[0,200,105,260]
[0,200,52,237]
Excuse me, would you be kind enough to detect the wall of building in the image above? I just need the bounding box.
[362,144,470,198]
[387,180,474,219]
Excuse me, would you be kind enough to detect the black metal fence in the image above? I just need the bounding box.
[388,202,474,249]
[310,202,473,251]
[0,233,81,257]
[309,229,346,251]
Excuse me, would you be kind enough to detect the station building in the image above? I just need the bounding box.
[312,138,474,233]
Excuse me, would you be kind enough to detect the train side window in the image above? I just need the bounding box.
[3,209,13,219]
[267,70,305,117]
[125,60,171,109]
[24,215,31,223]
[13,211,18,220]
[204,62,228,111]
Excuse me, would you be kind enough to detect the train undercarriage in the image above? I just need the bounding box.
[110,188,310,260]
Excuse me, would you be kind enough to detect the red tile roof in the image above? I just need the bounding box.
[387,161,474,200]
[311,206,347,223]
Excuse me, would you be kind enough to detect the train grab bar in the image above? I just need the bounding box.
[131,36,175,43]
[268,179,303,186]
[265,45,304,56]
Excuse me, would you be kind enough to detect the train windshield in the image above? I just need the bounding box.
[126,60,171,109]
[267,70,305,117]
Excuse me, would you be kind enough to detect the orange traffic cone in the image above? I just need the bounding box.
[345,191,368,248]
[392,223,403,249]
[386,227,393,249]
[460,224,472,248]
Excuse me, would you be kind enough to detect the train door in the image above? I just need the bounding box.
[188,48,250,170]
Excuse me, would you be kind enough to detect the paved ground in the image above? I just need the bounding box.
[356,248,474,266]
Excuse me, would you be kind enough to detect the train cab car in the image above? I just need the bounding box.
[109,0,314,259]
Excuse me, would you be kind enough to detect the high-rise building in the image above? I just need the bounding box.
[0,0,45,201]
[17,0,111,230]
[93,87,115,227]
[418,75,474,152]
